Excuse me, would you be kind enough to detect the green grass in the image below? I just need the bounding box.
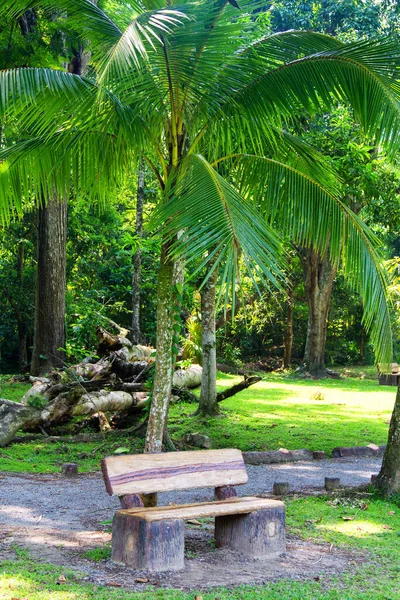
[0,378,31,402]
[82,546,111,562]
[169,370,395,455]
[1,494,399,599]
[0,369,395,473]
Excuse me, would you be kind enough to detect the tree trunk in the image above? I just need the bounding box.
[144,243,175,453]
[198,269,219,415]
[18,321,28,371]
[131,159,145,345]
[17,240,28,370]
[375,384,400,495]
[283,297,293,369]
[300,247,337,377]
[31,199,67,375]
[31,47,89,377]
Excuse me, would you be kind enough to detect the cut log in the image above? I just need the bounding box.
[0,399,40,447]
[214,505,286,557]
[273,482,290,495]
[96,326,125,356]
[109,357,148,380]
[111,512,185,571]
[74,391,134,415]
[325,477,340,491]
[172,365,202,389]
[61,463,78,477]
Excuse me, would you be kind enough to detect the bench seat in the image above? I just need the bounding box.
[102,449,286,572]
[117,496,282,521]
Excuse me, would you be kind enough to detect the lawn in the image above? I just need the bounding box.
[0,370,398,599]
[1,493,399,599]
[170,370,395,455]
[0,369,395,473]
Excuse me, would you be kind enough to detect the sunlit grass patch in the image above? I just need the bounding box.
[0,369,396,472]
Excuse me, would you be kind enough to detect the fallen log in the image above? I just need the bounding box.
[0,399,40,447]
[173,364,202,389]
[216,376,262,402]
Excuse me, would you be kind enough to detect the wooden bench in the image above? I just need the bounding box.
[379,363,400,386]
[102,448,286,572]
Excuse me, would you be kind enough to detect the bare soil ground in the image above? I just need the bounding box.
[0,461,378,590]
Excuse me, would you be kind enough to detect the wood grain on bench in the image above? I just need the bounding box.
[117,496,282,522]
[102,448,248,496]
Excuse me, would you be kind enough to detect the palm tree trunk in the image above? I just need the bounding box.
[31,199,67,376]
[198,269,219,416]
[300,247,337,377]
[375,384,400,495]
[144,242,175,453]
[131,159,145,344]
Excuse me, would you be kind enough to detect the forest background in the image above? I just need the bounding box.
[1,0,400,379]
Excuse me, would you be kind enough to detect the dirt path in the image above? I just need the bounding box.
[0,457,379,591]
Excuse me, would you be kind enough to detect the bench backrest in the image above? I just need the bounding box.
[102,448,248,496]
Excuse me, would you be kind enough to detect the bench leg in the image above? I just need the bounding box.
[214,506,286,558]
[112,512,185,572]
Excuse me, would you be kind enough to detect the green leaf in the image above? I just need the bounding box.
[114,447,130,454]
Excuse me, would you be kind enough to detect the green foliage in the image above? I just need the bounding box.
[0,1,399,368]
[26,393,47,409]
[83,545,111,562]
[182,315,202,365]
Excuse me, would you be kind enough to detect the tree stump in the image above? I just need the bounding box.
[111,511,184,572]
[61,463,78,477]
[215,506,286,557]
[325,477,340,491]
[273,482,290,495]
[313,451,326,460]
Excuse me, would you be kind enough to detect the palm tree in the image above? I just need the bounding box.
[0,0,399,452]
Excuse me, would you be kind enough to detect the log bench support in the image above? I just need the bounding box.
[102,449,287,573]
[215,505,286,558]
[112,512,185,572]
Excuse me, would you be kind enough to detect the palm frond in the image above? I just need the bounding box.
[193,35,400,159]
[97,7,190,87]
[0,127,137,220]
[231,153,392,366]
[150,154,287,299]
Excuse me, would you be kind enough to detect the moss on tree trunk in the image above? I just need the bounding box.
[198,268,219,415]
[144,242,175,453]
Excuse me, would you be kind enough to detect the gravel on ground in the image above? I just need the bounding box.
[0,456,380,590]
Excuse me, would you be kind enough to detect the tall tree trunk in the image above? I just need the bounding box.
[31,47,88,376]
[144,242,175,453]
[283,297,293,369]
[31,199,67,375]
[375,384,400,495]
[17,322,28,371]
[198,269,219,416]
[300,247,337,377]
[131,159,145,345]
[16,240,28,370]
